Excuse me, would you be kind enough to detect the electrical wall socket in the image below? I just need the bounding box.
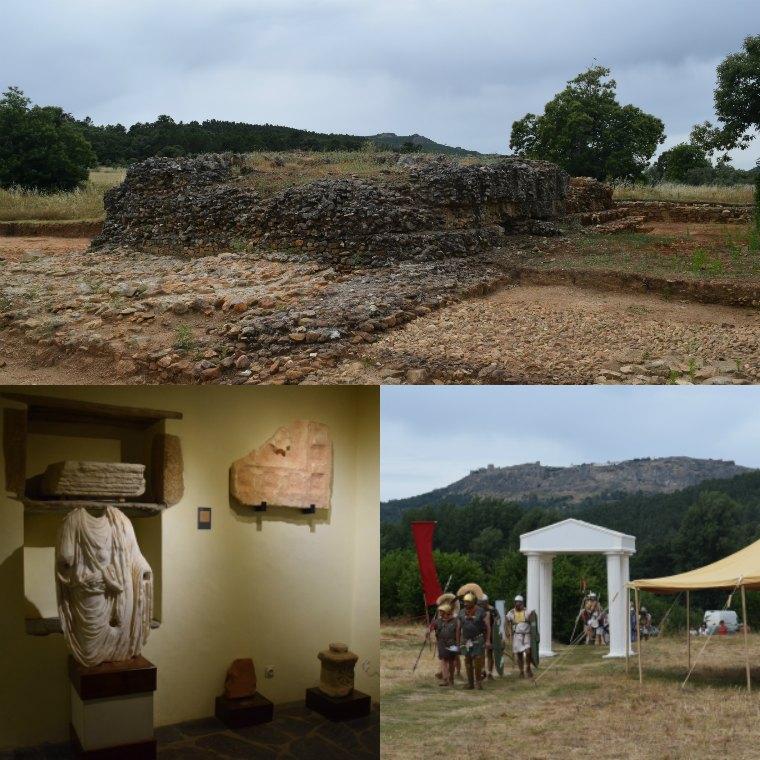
[265,667,275,679]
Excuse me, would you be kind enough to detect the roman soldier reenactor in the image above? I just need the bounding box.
[581,592,603,645]
[456,592,491,690]
[506,595,536,679]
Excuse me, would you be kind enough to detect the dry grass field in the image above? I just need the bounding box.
[382,623,760,760]
[236,149,496,196]
[613,181,754,205]
[0,167,125,221]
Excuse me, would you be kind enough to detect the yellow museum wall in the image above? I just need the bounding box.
[0,385,380,749]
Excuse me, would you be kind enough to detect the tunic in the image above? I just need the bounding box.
[458,606,486,658]
[434,617,458,659]
[506,608,532,653]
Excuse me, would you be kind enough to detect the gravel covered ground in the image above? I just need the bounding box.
[318,285,760,385]
[0,231,758,386]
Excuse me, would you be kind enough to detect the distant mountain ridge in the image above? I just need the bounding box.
[381,457,755,522]
[366,132,478,155]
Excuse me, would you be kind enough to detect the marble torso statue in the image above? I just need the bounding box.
[56,506,153,668]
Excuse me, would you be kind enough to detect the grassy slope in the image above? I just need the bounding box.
[382,623,760,760]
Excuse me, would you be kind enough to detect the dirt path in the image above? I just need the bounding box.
[319,285,760,385]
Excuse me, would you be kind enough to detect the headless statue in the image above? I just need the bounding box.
[56,506,153,668]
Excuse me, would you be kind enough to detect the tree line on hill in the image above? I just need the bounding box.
[2,35,758,193]
[0,87,427,191]
[380,472,760,638]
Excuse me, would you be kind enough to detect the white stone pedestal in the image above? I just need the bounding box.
[68,655,156,757]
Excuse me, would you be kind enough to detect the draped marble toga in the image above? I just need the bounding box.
[56,506,153,668]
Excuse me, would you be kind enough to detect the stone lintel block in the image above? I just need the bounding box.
[42,461,146,498]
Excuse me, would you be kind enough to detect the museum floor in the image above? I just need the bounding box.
[1,701,380,759]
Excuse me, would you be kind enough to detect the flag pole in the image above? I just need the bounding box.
[423,594,433,653]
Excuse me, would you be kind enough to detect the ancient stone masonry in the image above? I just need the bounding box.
[92,154,569,266]
[42,461,146,499]
[317,643,358,698]
[614,200,752,224]
[230,420,332,510]
[565,177,614,215]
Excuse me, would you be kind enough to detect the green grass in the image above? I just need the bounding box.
[173,324,195,351]
[542,224,760,282]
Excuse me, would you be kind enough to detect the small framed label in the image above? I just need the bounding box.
[197,507,212,530]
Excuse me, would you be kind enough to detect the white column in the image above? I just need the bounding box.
[538,554,555,657]
[526,552,541,625]
[621,553,631,655]
[604,552,628,658]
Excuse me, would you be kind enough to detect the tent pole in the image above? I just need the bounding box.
[635,587,643,685]
[741,585,751,694]
[686,590,691,673]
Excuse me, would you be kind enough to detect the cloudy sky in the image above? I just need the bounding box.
[381,387,760,501]
[3,1,759,166]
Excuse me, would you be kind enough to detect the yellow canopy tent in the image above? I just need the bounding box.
[628,537,760,692]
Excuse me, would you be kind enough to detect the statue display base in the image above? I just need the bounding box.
[214,692,274,729]
[304,687,371,722]
[68,656,157,759]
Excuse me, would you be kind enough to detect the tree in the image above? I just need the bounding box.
[509,66,665,180]
[654,143,712,183]
[674,492,743,571]
[691,35,760,156]
[0,86,96,191]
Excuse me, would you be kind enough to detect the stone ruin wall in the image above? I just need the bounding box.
[614,199,751,224]
[92,154,569,265]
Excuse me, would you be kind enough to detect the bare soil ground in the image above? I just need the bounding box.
[322,284,760,385]
[382,623,760,760]
[0,223,757,385]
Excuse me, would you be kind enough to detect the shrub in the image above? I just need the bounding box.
[0,87,96,191]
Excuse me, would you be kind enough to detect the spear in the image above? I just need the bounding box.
[412,574,454,672]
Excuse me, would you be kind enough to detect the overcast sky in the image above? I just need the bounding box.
[3,1,759,167]
[381,387,760,501]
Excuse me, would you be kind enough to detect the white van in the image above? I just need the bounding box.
[703,610,739,634]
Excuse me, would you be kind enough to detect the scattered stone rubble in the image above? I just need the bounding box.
[92,153,568,265]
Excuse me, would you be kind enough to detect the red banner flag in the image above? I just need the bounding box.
[411,521,443,606]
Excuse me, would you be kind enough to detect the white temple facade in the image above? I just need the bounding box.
[519,518,636,659]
